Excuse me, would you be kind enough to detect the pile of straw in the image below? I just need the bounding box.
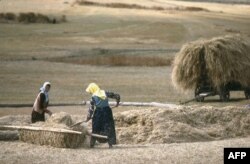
[114,106,250,144]
[19,112,90,148]
[172,35,250,91]
[45,112,73,127]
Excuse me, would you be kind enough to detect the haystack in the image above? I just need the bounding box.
[114,106,250,144]
[18,112,89,148]
[172,35,250,91]
[17,112,89,148]
[0,112,108,148]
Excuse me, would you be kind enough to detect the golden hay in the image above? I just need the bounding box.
[19,112,90,148]
[172,35,250,91]
[114,106,250,144]
[45,112,73,127]
[19,129,87,148]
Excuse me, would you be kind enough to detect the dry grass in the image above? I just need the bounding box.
[0,1,250,163]
[0,106,250,163]
[49,55,173,67]
[76,0,208,12]
[79,1,147,9]
[0,0,250,106]
[0,60,185,104]
[115,106,250,144]
[44,48,177,67]
[184,6,209,11]
[176,0,250,4]
[76,0,161,10]
[19,129,87,148]
[0,12,66,24]
[172,35,250,91]
[2,105,250,145]
[19,112,89,148]
[18,12,51,24]
[0,13,16,22]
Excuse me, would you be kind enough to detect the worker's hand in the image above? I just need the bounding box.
[115,101,120,107]
[48,110,53,116]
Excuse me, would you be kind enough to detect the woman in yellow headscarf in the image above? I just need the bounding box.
[85,83,120,148]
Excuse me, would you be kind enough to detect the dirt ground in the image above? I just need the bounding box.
[0,105,250,164]
[0,137,249,164]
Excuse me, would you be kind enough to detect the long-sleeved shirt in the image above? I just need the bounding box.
[86,91,120,121]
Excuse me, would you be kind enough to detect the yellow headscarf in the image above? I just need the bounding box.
[86,83,106,100]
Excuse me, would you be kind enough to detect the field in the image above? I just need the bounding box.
[0,0,250,163]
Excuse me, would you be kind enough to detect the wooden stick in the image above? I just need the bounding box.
[89,133,108,139]
[0,125,108,139]
[83,101,178,108]
[114,102,178,108]
[0,125,82,134]
[70,120,87,128]
[0,101,179,108]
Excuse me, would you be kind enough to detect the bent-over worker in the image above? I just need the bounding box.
[85,83,120,148]
[31,82,52,123]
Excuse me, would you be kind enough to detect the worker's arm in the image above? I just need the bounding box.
[39,93,52,116]
[106,91,120,107]
[86,98,95,121]
[44,108,52,116]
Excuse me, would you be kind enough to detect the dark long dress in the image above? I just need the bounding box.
[31,110,45,123]
[31,92,48,123]
[87,91,120,147]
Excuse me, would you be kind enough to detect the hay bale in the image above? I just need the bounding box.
[19,128,87,148]
[172,35,250,91]
[19,112,90,148]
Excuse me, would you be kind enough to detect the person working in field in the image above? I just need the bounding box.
[85,83,120,148]
[31,82,52,123]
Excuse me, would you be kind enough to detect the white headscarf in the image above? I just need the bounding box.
[40,82,51,103]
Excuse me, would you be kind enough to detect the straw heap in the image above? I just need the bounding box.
[172,35,250,91]
[19,112,90,148]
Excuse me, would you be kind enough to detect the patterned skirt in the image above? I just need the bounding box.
[92,106,116,145]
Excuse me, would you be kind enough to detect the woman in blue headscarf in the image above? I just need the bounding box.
[85,83,120,148]
[31,82,52,123]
